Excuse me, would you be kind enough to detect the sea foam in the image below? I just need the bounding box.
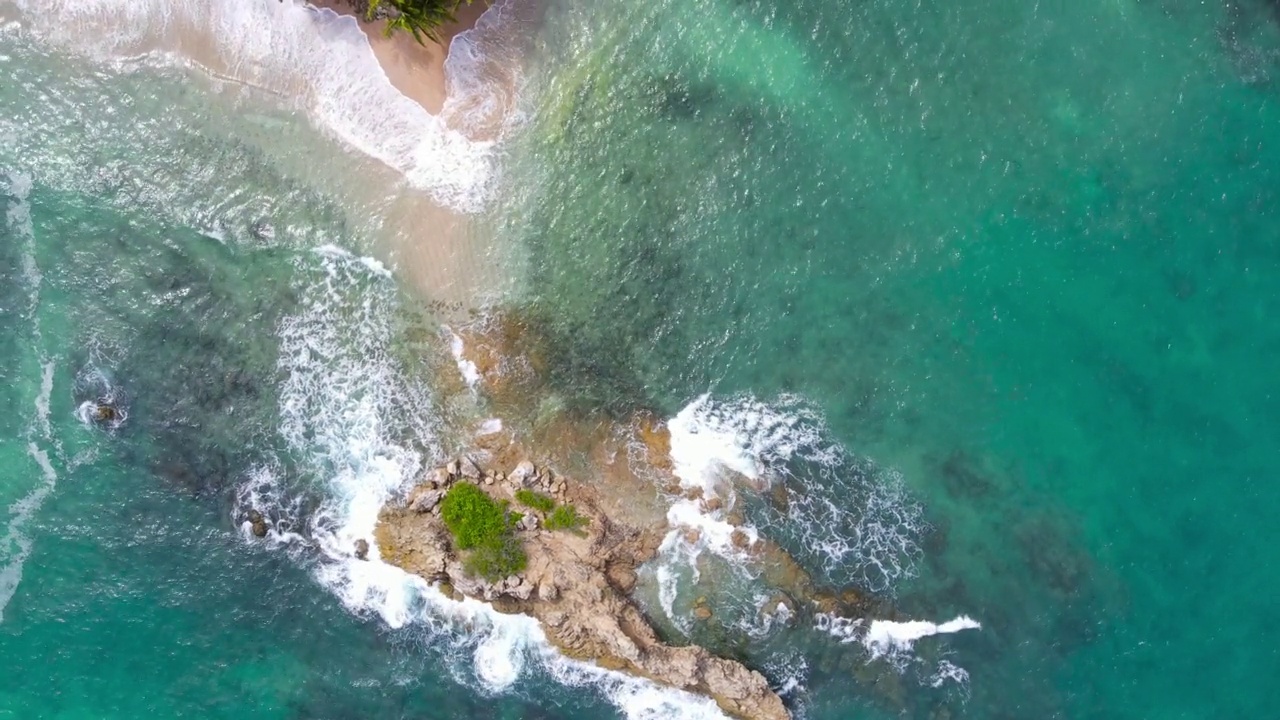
[662,393,923,592]
[0,175,57,622]
[9,0,497,212]
[257,245,735,718]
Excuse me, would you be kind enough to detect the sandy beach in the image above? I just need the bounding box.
[9,0,526,312]
[309,0,493,118]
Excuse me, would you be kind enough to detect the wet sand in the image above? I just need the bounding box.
[309,0,492,118]
[8,0,519,310]
[305,1,512,313]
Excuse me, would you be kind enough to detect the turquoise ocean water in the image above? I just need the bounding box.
[3,1,1280,719]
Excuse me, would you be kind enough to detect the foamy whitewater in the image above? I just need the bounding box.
[659,393,980,688]
[8,0,500,212]
[236,245,735,719]
[663,393,924,592]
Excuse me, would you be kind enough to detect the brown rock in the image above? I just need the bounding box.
[354,538,370,560]
[426,467,450,488]
[247,509,268,538]
[374,454,791,720]
[731,529,750,549]
[606,564,638,594]
[704,497,724,512]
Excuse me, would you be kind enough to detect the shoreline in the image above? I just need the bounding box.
[308,0,493,119]
[307,0,517,313]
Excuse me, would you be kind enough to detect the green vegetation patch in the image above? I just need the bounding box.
[464,534,527,581]
[546,504,589,534]
[367,0,476,44]
[439,482,527,580]
[515,488,556,513]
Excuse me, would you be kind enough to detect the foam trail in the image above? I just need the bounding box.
[0,176,58,622]
[9,0,495,211]
[0,365,57,622]
[862,616,982,659]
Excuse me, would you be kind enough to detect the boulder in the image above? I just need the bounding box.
[606,564,638,594]
[537,578,559,602]
[426,467,450,488]
[511,460,537,486]
[247,509,268,538]
[354,538,370,560]
[410,489,444,513]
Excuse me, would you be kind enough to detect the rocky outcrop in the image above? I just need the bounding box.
[376,460,790,720]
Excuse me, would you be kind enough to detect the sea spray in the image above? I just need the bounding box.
[813,612,981,691]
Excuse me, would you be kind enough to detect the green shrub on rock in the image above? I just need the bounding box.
[440,482,512,549]
[464,534,527,581]
[439,482,527,580]
[515,488,556,513]
[546,504,588,534]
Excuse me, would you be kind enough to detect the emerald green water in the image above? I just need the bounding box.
[500,0,1280,717]
[4,0,1280,719]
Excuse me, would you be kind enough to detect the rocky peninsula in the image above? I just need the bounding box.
[352,313,892,720]
[376,455,789,720]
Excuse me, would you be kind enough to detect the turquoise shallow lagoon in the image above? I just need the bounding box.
[4,0,1280,719]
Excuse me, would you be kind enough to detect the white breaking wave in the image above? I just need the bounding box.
[814,611,981,688]
[447,327,482,389]
[261,244,732,718]
[862,616,982,660]
[9,0,496,212]
[662,393,923,592]
[441,0,539,139]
